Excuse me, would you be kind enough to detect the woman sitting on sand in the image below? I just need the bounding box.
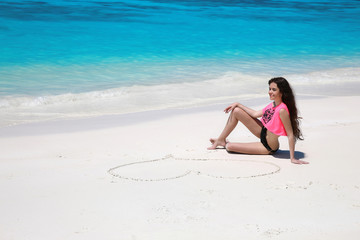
[208,77,309,164]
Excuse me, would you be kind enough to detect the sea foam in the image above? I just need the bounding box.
[0,67,359,127]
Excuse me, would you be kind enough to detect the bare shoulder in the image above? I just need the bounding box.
[279,108,290,119]
[279,108,289,114]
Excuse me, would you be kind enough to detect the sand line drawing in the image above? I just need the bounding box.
[108,155,281,182]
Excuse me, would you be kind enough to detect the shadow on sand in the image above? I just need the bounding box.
[272,150,306,159]
[226,149,306,160]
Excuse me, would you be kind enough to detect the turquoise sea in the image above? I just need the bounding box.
[1,0,360,126]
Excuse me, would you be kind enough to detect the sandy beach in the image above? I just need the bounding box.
[1,0,360,239]
[0,95,359,239]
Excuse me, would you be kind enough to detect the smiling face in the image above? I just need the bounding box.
[268,82,282,102]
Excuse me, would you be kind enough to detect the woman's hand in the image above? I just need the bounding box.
[291,158,309,164]
[224,103,239,113]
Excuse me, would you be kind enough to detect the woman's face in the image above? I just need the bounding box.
[268,82,282,101]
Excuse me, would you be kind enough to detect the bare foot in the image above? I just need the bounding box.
[209,138,228,144]
[208,138,227,150]
[209,138,217,144]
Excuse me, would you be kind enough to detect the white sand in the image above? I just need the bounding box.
[0,96,359,240]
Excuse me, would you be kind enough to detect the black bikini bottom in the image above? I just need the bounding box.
[260,127,278,153]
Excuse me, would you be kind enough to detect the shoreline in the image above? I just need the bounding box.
[0,93,327,137]
[0,90,356,137]
[1,66,360,128]
[0,96,268,137]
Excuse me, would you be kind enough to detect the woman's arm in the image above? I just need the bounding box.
[224,103,262,118]
[279,109,309,164]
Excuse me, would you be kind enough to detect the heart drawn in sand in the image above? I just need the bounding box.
[108,155,281,182]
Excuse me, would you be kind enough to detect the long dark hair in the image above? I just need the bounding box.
[269,77,303,140]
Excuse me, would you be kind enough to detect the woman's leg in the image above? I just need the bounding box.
[226,142,270,155]
[208,107,263,149]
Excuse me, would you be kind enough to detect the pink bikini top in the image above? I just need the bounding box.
[261,102,289,136]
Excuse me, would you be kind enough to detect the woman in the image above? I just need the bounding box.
[208,77,309,164]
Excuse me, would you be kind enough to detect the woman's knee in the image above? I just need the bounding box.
[232,107,248,120]
[225,142,237,152]
[232,107,245,117]
[232,106,242,113]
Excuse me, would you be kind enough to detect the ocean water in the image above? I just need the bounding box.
[1,0,360,126]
